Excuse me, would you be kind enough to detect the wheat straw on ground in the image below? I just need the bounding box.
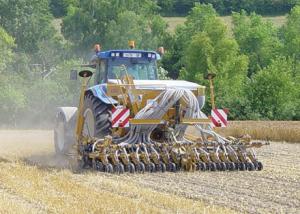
[0,161,233,214]
[216,121,300,143]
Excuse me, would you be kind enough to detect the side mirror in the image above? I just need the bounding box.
[70,70,78,80]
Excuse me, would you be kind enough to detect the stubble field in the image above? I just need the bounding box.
[0,122,299,213]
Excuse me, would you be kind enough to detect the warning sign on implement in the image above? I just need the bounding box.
[211,109,228,127]
[112,106,130,128]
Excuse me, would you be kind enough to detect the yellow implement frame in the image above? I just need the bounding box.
[75,70,93,141]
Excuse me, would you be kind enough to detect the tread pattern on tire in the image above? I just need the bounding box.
[84,93,112,138]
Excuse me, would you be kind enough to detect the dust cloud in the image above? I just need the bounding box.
[0,130,69,169]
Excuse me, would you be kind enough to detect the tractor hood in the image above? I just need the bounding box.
[108,79,204,91]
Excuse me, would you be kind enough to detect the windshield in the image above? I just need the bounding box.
[107,59,158,80]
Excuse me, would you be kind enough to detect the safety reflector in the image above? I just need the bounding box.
[112,106,130,128]
[210,109,228,128]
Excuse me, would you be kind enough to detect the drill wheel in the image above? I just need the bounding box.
[125,163,135,173]
[175,163,181,171]
[137,163,145,173]
[205,163,211,171]
[198,162,206,171]
[146,163,156,173]
[105,164,114,173]
[216,163,222,171]
[246,162,255,171]
[155,164,160,172]
[82,155,92,169]
[218,162,226,171]
[130,163,136,173]
[159,162,166,173]
[168,162,177,172]
[225,162,230,170]
[210,162,217,171]
[234,163,239,170]
[238,163,246,171]
[93,160,104,172]
[114,163,125,174]
[255,161,263,171]
[125,164,130,172]
[227,162,235,171]
[151,163,156,172]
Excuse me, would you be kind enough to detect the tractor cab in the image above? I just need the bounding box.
[92,49,161,84]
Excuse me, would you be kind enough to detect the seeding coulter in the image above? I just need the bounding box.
[54,43,267,173]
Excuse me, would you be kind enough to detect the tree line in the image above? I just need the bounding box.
[157,0,299,16]
[0,0,299,127]
[50,0,300,17]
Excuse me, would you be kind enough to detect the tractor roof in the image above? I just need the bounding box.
[96,50,161,60]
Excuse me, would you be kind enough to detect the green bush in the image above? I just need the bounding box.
[247,57,298,120]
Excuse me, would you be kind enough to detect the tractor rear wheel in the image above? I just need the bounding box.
[83,93,112,138]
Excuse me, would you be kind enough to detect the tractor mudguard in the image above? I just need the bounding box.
[54,107,78,154]
[56,107,78,123]
[87,84,118,105]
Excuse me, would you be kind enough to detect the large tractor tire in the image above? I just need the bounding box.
[54,107,77,155]
[82,93,112,138]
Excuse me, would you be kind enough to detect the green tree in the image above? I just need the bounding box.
[173,0,195,16]
[0,75,26,127]
[62,0,161,51]
[282,6,300,63]
[247,57,298,120]
[105,11,168,50]
[0,0,56,53]
[162,3,224,79]
[0,27,14,72]
[171,4,249,117]
[229,0,295,15]
[160,0,297,16]
[232,11,282,76]
[182,32,248,117]
[157,0,174,16]
[50,0,78,17]
[280,5,300,119]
